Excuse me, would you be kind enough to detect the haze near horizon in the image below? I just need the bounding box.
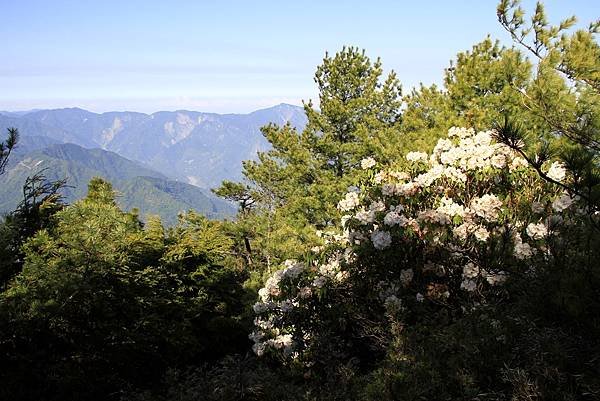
[2,0,596,114]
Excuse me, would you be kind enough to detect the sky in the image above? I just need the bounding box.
[1,0,597,114]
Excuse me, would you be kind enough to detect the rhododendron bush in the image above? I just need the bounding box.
[250,126,597,373]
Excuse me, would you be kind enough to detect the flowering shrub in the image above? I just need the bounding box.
[249,127,589,370]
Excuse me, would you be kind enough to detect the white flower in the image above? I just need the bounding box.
[254,317,274,330]
[374,171,387,184]
[471,194,503,221]
[490,154,506,169]
[355,208,376,224]
[369,201,386,212]
[448,126,475,139]
[526,222,548,240]
[319,259,341,277]
[361,157,376,170]
[253,302,270,314]
[406,151,428,163]
[461,279,477,292]
[453,222,474,241]
[473,226,490,242]
[338,191,360,211]
[418,209,451,225]
[398,182,419,196]
[258,287,269,302]
[264,273,282,297]
[335,270,350,282]
[474,130,494,146]
[509,156,529,171]
[442,166,468,183]
[546,161,566,182]
[433,138,453,155]
[370,229,392,250]
[463,262,480,279]
[282,260,304,280]
[400,268,414,286]
[384,211,409,227]
[436,196,467,219]
[439,148,463,166]
[552,192,576,212]
[514,241,533,260]
[389,171,410,181]
[271,334,293,350]
[416,293,424,302]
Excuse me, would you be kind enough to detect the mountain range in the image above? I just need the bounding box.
[0,104,307,223]
[0,103,307,187]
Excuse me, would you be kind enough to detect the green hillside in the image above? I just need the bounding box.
[0,143,234,225]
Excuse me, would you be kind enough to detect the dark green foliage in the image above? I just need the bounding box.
[0,179,250,401]
[0,171,65,290]
[124,356,310,401]
[496,0,600,214]
[0,127,18,175]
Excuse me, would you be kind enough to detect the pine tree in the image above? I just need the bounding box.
[400,37,541,153]
[0,127,18,175]
[215,47,404,267]
[496,0,600,211]
[0,171,66,290]
[0,178,250,400]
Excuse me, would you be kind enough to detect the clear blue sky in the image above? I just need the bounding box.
[1,0,597,113]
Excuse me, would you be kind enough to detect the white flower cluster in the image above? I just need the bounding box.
[552,191,577,212]
[546,161,566,182]
[337,127,577,298]
[384,210,409,227]
[361,157,376,170]
[512,232,533,260]
[433,128,515,172]
[250,331,294,357]
[526,222,548,240]
[250,253,351,357]
[406,151,428,163]
[461,261,507,290]
[338,191,360,211]
[471,194,503,221]
[371,229,392,250]
[436,197,467,219]
[340,127,572,262]
[251,126,580,361]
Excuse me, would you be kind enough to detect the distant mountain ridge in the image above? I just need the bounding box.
[0,142,235,226]
[0,104,307,187]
